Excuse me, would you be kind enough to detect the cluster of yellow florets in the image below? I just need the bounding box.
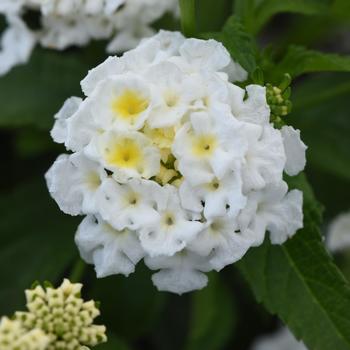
[0,317,49,350]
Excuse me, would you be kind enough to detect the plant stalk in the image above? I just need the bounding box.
[179,0,197,37]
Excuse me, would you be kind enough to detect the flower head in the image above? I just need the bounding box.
[0,317,49,350]
[46,31,306,294]
[15,279,107,349]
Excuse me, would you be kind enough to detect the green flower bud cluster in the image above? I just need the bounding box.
[266,73,292,126]
[0,317,49,350]
[15,279,107,350]
[0,279,107,350]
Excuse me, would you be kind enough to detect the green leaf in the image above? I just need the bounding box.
[238,173,350,350]
[0,45,106,130]
[253,0,333,34]
[196,0,233,33]
[291,73,350,181]
[0,179,79,315]
[233,0,255,33]
[186,273,236,350]
[213,15,257,74]
[274,46,350,79]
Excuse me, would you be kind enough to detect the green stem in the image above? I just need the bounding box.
[179,0,197,37]
[69,259,86,283]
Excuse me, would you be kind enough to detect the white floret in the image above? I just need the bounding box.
[241,123,286,192]
[173,111,246,185]
[281,125,307,176]
[88,73,154,131]
[139,185,203,257]
[51,96,82,144]
[145,250,212,294]
[230,84,270,125]
[144,62,194,128]
[188,216,252,271]
[179,38,231,72]
[85,130,160,181]
[81,56,126,97]
[45,152,107,215]
[238,182,303,246]
[65,98,102,152]
[179,171,246,220]
[75,215,144,277]
[96,177,159,230]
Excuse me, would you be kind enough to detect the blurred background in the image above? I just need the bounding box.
[0,0,349,349]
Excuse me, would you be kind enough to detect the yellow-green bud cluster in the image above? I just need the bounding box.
[14,279,107,350]
[266,73,292,126]
[0,316,50,350]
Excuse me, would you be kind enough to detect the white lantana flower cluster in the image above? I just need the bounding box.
[14,279,107,350]
[46,31,307,294]
[0,317,49,350]
[0,0,178,75]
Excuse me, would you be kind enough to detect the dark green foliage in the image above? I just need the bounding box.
[0,180,78,314]
[185,273,236,350]
[1,2,350,350]
[239,174,350,350]
[0,45,106,129]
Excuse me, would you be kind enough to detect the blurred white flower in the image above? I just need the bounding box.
[0,15,36,75]
[0,0,179,75]
[327,211,350,252]
[251,327,307,350]
[46,32,305,294]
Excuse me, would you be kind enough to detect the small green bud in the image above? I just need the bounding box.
[266,73,293,127]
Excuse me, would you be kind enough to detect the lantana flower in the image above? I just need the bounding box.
[46,31,307,294]
[0,0,178,75]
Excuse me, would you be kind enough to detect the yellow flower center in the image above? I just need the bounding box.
[143,125,176,149]
[192,134,217,157]
[125,192,139,206]
[206,179,220,192]
[164,90,179,108]
[111,90,149,121]
[162,213,176,228]
[105,138,143,170]
[209,221,224,234]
